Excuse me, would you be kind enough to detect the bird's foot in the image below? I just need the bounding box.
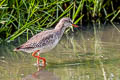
[37,56,46,67]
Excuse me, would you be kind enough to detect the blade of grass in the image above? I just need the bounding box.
[73,0,84,21]
[111,22,120,33]
[48,2,74,27]
[74,14,84,24]
[110,9,120,22]
[8,15,45,41]
[0,0,6,6]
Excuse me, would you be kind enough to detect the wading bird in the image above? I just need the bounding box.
[14,18,78,66]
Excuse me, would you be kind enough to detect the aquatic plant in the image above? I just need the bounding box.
[0,0,119,43]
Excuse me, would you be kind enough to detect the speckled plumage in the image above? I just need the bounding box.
[14,18,75,53]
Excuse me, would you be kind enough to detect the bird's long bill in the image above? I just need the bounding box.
[72,24,79,27]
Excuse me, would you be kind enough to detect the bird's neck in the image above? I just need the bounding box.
[55,22,66,32]
[54,22,66,38]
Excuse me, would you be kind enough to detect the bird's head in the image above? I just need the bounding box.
[59,18,79,28]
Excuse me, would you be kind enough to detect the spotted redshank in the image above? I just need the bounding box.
[14,18,78,66]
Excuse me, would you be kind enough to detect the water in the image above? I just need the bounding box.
[0,24,120,80]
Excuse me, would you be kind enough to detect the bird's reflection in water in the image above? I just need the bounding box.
[22,66,60,80]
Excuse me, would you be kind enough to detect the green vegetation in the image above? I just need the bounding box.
[0,0,120,43]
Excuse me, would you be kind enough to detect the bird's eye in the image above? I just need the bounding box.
[69,21,72,24]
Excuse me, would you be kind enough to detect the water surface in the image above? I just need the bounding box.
[0,24,120,80]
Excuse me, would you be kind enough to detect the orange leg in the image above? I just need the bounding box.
[37,53,40,64]
[32,50,46,66]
